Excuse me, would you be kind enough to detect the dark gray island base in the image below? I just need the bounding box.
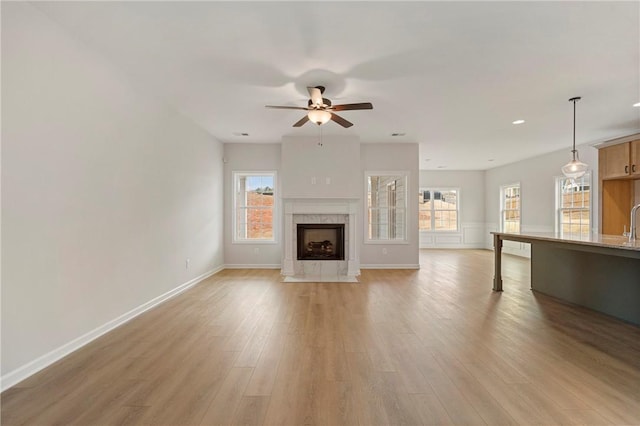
[492,232,640,325]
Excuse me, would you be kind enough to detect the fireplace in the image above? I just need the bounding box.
[297,223,345,261]
[281,199,359,282]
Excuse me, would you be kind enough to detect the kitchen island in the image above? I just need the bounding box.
[492,232,640,325]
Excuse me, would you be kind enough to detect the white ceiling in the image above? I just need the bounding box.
[32,1,639,170]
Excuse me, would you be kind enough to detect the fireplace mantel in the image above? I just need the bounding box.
[282,198,360,282]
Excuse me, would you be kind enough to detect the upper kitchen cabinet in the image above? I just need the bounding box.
[599,140,640,180]
[632,140,640,177]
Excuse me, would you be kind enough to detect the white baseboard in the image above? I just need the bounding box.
[419,244,486,249]
[360,264,420,269]
[1,266,224,392]
[224,264,281,269]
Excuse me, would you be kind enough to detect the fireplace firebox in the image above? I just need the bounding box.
[297,224,345,261]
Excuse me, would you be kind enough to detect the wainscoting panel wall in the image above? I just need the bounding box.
[419,222,485,249]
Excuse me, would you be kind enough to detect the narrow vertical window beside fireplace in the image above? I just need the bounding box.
[297,224,345,261]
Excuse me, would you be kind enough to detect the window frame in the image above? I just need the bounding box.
[555,173,591,236]
[418,187,460,232]
[364,171,409,244]
[232,171,277,244]
[500,183,521,233]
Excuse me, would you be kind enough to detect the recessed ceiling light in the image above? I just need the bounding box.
[424,158,431,162]
[437,165,447,169]
[633,102,640,107]
[233,132,250,136]
[512,119,525,125]
[488,159,495,162]
[391,132,406,137]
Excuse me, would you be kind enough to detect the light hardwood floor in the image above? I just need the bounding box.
[3,249,640,425]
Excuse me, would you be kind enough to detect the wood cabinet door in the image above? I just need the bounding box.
[601,179,633,235]
[599,143,630,179]
[630,140,640,177]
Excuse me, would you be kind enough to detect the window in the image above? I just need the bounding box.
[556,174,591,236]
[419,189,459,231]
[500,184,520,233]
[233,172,276,242]
[366,172,407,242]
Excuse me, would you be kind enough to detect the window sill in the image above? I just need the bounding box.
[232,239,278,245]
[364,239,410,245]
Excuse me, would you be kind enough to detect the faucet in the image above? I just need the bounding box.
[630,203,640,242]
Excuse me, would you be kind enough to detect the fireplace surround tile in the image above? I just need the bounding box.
[282,199,359,282]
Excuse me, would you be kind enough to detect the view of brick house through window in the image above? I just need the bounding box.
[419,189,458,231]
[501,184,520,233]
[556,173,590,236]
[234,173,275,241]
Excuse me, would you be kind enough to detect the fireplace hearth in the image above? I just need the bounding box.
[297,223,345,261]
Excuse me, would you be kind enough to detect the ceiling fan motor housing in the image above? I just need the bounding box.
[308,98,332,109]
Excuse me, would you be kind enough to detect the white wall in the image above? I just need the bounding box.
[484,143,599,256]
[360,143,420,268]
[419,170,486,248]
[1,3,224,387]
[281,136,361,199]
[223,143,282,267]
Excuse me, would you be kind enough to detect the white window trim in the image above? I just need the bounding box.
[232,171,278,244]
[419,187,461,233]
[554,173,592,234]
[500,182,521,233]
[364,170,409,244]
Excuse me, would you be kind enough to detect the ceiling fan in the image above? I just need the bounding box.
[266,86,373,128]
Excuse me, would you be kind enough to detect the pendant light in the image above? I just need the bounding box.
[561,96,588,179]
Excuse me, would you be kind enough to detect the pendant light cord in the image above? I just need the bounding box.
[572,98,576,159]
[570,96,581,160]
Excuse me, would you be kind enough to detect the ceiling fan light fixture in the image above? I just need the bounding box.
[562,96,588,179]
[308,109,331,125]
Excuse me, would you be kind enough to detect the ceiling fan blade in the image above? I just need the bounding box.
[307,87,323,107]
[331,102,373,111]
[293,115,309,127]
[265,105,309,111]
[330,113,353,128]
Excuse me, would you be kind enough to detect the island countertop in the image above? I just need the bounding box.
[491,231,640,253]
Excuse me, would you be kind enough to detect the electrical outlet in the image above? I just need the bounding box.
[382,248,388,255]
[254,247,260,255]
[185,258,190,269]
